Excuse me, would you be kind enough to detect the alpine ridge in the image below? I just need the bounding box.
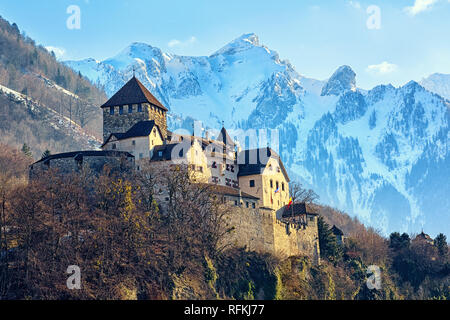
[65,34,450,236]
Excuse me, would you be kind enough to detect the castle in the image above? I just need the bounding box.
[30,76,320,264]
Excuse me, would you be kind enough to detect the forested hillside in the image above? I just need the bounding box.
[0,16,106,158]
[0,144,448,300]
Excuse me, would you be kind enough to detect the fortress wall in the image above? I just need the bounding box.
[224,206,320,265]
[223,206,275,254]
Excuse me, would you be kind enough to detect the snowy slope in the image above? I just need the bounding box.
[65,34,450,236]
[420,73,450,100]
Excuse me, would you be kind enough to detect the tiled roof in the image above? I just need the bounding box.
[282,202,318,218]
[150,143,184,161]
[102,121,161,147]
[202,184,259,200]
[331,225,344,236]
[237,147,289,182]
[100,76,168,111]
[217,127,235,147]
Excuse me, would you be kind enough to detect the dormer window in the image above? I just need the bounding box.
[128,104,133,113]
[137,103,142,112]
[158,151,163,157]
[112,143,116,150]
[119,106,124,115]
[109,107,114,115]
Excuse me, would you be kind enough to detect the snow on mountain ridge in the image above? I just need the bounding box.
[65,34,450,236]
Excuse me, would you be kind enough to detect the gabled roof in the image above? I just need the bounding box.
[201,184,259,200]
[100,76,168,111]
[237,147,290,182]
[150,143,184,161]
[282,202,318,218]
[331,225,344,236]
[414,231,433,242]
[217,127,235,147]
[102,121,162,147]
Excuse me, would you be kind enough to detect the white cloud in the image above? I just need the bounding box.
[45,46,66,59]
[348,1,361,9]
[366,61,398,75]
[404,0,438,16]
[167,36,197,48]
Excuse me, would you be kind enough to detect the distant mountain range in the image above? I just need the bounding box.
[65,33,450,236]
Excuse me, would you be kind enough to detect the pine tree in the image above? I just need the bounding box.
[21,143,32,158]
[434,233,448,257]
[317,216,342,262]
[41,149,51,159]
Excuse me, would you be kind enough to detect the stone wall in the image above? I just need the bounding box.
[223,206,320,265]
[102,103,167,142]
[30,153,135,178]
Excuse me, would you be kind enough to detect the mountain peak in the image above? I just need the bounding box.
[211,33,261,56]
[321,65,356,96]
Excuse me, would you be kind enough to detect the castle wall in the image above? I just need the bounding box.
[102,103,167,142]
[223,206,320,265]
[30,154,135,177]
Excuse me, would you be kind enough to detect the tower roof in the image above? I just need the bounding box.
[100,76,168,111]
[217,127,235,147]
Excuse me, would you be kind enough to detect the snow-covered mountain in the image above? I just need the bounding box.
[65,33,450,236]
[420,73,450,100]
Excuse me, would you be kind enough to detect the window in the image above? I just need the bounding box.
[276,181,279,190]
[112,143,116,150]
[234,200,238,206]
[137,103,142,112]
[132,140,136,146]
[119,106,124,115]
[249,180,255,187]
[212,161,217,168]
[153,129,156,137]
[309,216,314,222]
[139,153,143,159]
[198,166,203,173]
[158,151,163,157]
[246,202,249,208]
[179,149,183,157]
[230,165,235,172]
[226,164,230,171]
[270,180,273,188]
[128,104,133,113]
[282,182,285,191]
[109,107,114,115]
[252,203,256,209]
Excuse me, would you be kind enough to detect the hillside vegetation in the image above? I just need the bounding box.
[0,16,106,158]
[0,145,448,300]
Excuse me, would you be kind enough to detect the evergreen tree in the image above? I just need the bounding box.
[434,233,448,257]
[389,232,410,250]
[317,216,342,262]
[41,149,51,159]
[21,143,32,158]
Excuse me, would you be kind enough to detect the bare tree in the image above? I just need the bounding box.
[289,181,319,204]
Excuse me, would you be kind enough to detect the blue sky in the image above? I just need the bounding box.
[0,0,449,89]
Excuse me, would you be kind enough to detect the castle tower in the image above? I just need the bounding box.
[100,76,168,142]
